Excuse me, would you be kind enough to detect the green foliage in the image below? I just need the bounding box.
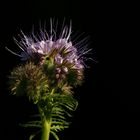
[21,94,78,140]
[50,131,59,140]
[9,59,80,140]
[20,121,42,128]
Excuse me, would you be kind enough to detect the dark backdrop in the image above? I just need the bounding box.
[0,0,139,139]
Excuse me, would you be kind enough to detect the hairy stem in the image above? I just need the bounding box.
[41,119,51,140]
[38,103,52,140]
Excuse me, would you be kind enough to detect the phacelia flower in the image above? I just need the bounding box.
[7,20,92,140]
[8,20,91,97]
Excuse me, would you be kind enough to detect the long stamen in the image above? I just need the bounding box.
[5,47,22,57]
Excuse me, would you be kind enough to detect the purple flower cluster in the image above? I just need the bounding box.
[7,22,90,86]
[15,32,84,72]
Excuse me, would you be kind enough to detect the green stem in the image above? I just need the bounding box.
[38,104,52,140]
[41,119,51,140]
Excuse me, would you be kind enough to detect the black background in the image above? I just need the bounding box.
[0,0,139,139]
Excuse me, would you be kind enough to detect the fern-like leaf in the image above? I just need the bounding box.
[50,131,59,140]
[20,120,42,128]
